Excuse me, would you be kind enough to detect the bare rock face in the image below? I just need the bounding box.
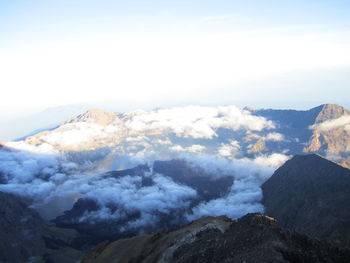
[0,191,84,263]
[314,104,350,123]
[262,154,350,247]
[303,104,350,167]
[247,138,267,154]
[254,103,350,167]
[82,213,350,263]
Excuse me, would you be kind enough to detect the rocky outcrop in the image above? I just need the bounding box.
[262,154,350,247]
[82,213,350,263]
[303,104,350,164]
[247,138,267,153]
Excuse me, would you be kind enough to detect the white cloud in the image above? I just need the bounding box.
[217,140,241,158]
[265,132,285,142]
[0,143,282,231]
[187,179,264,220]
[252,153,290,168]
[310,115,350,132]
[124,106,275,139]
[171,144,206,154]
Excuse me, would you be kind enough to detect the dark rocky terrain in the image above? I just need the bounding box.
[262,154,350,247]
[82,213,350,263]
[0,191,85,263]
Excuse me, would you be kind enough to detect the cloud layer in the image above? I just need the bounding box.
[0,145,288,233]
[124,106,275,139]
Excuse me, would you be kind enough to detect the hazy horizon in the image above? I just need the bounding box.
[1,0,350,140]
[1,1,350,115]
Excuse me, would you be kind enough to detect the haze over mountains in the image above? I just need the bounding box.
[0,103,350,262]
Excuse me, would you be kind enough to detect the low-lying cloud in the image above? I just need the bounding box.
[0,144,288,233]
[124,105,275,139]
[310,115,350,132]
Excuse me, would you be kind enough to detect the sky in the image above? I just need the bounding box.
[1,0,350,118]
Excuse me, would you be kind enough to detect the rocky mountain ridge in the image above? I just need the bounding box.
[82,213,350,263]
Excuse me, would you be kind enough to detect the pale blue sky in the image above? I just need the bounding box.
[1,0,350,116]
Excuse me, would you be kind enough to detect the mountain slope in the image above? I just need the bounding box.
[0,191,84,263]
[262,154,350,247]
[255,104,350,167]
[82,213,350,263]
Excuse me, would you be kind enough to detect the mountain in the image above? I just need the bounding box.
[65,108,121,126]
[262,154,350,247]
[254,104,350,167]
[0,104,93,142]
[82,213,350,263]
[5,103,349,168]
[0,191,84,263]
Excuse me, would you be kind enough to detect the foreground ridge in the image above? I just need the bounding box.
[82,213,350,263]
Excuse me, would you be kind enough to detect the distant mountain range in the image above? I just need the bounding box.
[4,103,350,168]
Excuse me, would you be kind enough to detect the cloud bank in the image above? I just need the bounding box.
[124,106,275,139]
[0,145,288,233]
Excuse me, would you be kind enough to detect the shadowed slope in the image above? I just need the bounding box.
[262,154,350,247]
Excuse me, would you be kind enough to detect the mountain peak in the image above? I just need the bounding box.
[262,154,350,247]
[275,153,349,177]
[315,104,350,123]
[65,108,118,125]
[289,153,325,162]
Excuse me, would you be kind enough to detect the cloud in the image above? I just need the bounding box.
[170,144,206,154]
[187,179,264,220]
[124,106,275,139]
[183,154,274,220]
[79,173,197,228]
[0,107,288,235]
[217,140,241,158]
[265,132,285,142]
[310,115,350,132]
[0,143,282,233]
[252,153,290,168]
